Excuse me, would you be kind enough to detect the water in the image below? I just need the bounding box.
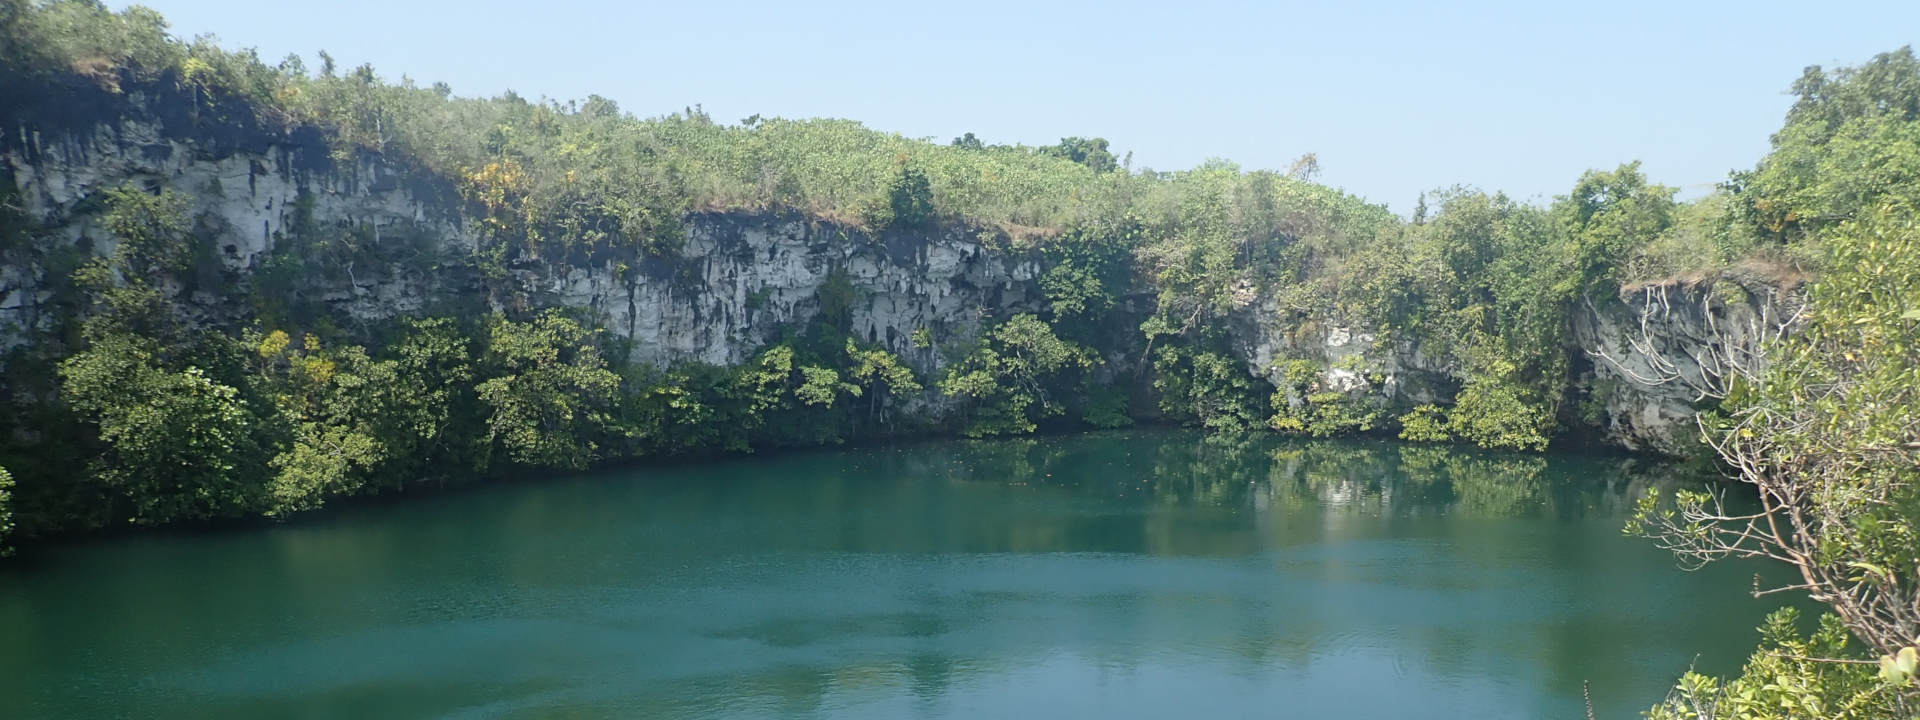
[0,431,1786,719]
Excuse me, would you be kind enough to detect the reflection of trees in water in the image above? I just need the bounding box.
[1251,438,1555,519]
[564,433,1732,713]
[1147,433,1268,506]
[1266,440,1412,514]
[1398,445,1546,518]
[1255,438,1704,521]
[915,431,1710,522]
[807,433,1729,713]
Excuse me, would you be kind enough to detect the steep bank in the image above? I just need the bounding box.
[0,84,1042,374]
[1,4,1814,545]
[1571,269,1801,454]
[1,81,1781,453]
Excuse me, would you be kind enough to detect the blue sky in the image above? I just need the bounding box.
[122,0,1920,213]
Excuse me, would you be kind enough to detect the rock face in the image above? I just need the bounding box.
[2,108,470,339]
[1230,297,1458,407]
[1571,274,1798,454]
[534,214,1042,370]
[0,108,1040,375]
[1225,275,1791,456]
[0,88,1785,455]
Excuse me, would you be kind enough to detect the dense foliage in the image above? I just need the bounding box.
[940,314,1098,437]
[0,2,1881,527]
[1628,49,1920,719]
[3,17,1920,716]
[1632,206,1920,718]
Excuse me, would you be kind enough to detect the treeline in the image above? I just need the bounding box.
[1626,43,1920,720]
[0,4,1916,551]
[3,3,1920,714]
[1,183,937,534]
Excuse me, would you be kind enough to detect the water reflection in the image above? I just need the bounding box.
[0,430,1772,720]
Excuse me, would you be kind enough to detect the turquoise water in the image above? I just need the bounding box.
[0,431,1782,718]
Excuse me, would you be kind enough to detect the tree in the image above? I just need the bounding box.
[1151,345,1267,433]
[100,185,194,279]
[1557,161,1676,291]
[1736,47,1920,242]
[725,344,859,448]
[940,314,1096,437]
[381,317,478,478]
[1042,137,1118,174]
[1286,152,1320,182]
[474,312,622,470]
[876,161,936,230]
[1039,218,1138,325]
[1385,189,1570,449]
[1631,206,1920,714]
[250,330,432,515]
[1444,368,1553,451]
[846,339,921,433]
[581,94,620,119]
[60,333,265,524]
[1647,609,1912,719]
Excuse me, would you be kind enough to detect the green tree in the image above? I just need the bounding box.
[1557,162,1677,291]
[1151,345,1268,434]
[100,185,194,279]
[60,333,265,524]
[1633,208,1920,716]
[727,344,859,448]
[941,314,1096,437]
[846,339,922,433]
[1735,47,1920,242]
[475,312,622,470]
[875,161,936,230]
[1445,365,1554,451]
[381,317,479,479]
[1041,137,1118,174]
[1040,218,1137,323]
[1646,609,1911,719]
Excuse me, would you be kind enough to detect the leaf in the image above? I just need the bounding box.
[1902,309,1920,320]
[1848,561,1894,583]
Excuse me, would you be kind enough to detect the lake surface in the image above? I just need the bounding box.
[0,431,1785,719]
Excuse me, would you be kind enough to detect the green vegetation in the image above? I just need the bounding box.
[1151,345,1269,434]
[4,8,1920,715]
[474,313,622,471]
[1628,50,1920,719]
[1633,205,1920,718]
[940,314,1096,437]
[0,3,1903,512]
[1268,357,1382,437]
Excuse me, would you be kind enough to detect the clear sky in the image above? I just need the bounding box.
[119,0,1920,213]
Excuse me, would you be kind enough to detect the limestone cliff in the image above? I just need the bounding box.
[1571,271,1800,454]
[0,85,1787,455]
[0,91,1041,376]
[1224,273,1794,456]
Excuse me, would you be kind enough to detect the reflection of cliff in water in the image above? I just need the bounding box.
[916,429,1701,519]
[0,429,1777,720]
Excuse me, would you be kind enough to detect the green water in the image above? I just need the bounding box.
[0,431,1784,719]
